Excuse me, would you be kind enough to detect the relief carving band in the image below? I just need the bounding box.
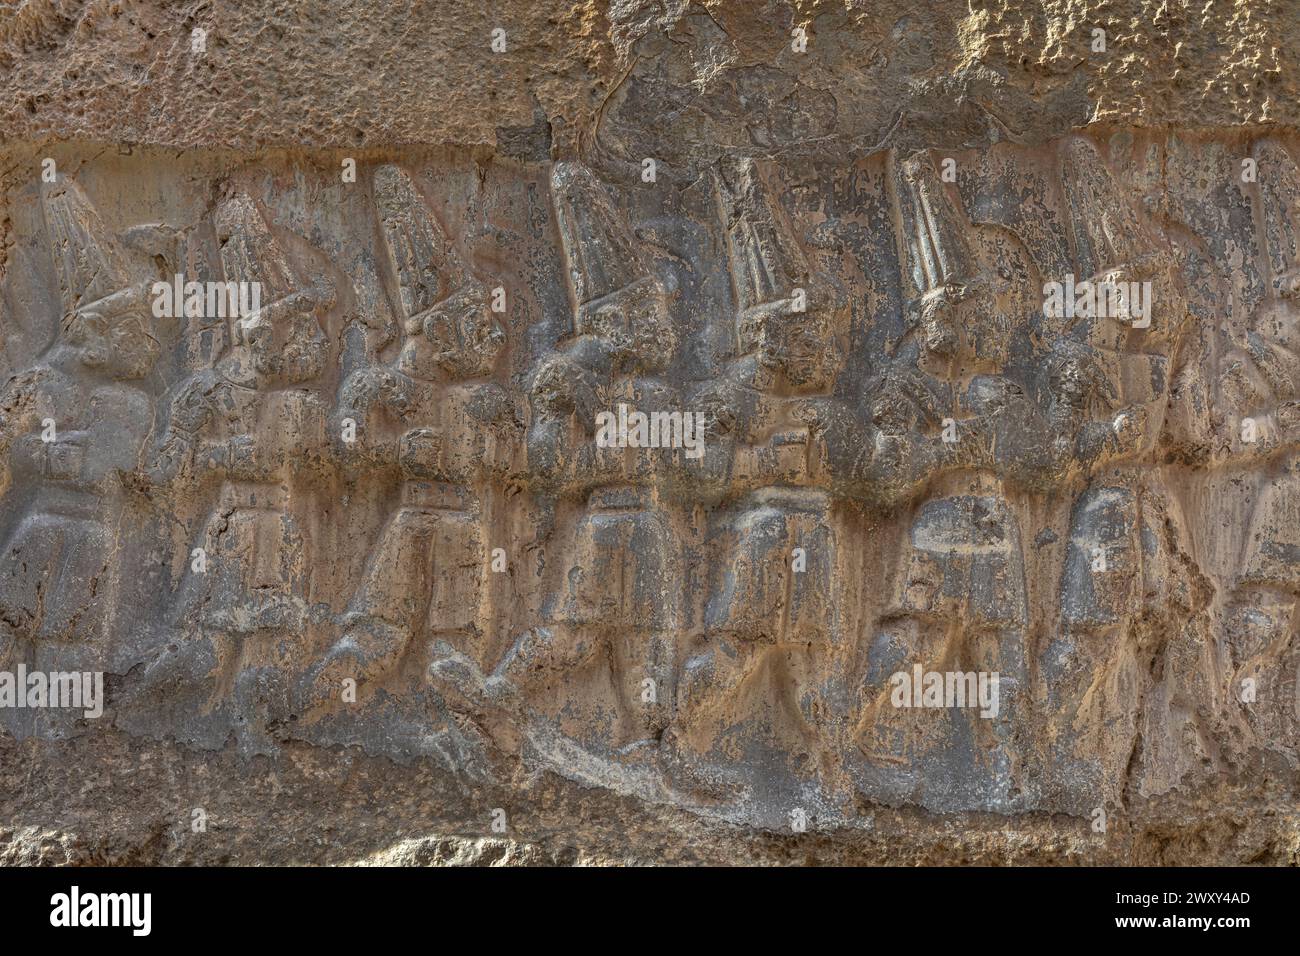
[5,95,1300,858]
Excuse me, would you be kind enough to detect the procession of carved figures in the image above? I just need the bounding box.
[0,133,1297,820]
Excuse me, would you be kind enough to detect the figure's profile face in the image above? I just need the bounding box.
[771,308,843,391]
[1082,250,1183,342]
[69,310,160,380]
[739,291,847,393]
[423,283,505,379]
[237,311,326,385]
[915,271,1016,377]
[578,276,675,373]
[66,311,111,369]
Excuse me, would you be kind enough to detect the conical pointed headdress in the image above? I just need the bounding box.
[550,161,652,308]
[373,164,464,320]
[40,175,133,314]
[893,151,979,302]
[213,192,297,307]
[1059,137,1150,279]
[1254,140,1300,293]
[715,156,810,312]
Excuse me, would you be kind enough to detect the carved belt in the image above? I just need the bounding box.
[399,479,475,511]
[218,480,290,510]
[742,486,830,514]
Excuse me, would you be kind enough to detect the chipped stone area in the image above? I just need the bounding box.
[0,2,1295,153]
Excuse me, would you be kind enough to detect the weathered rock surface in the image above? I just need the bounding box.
[1,1,1299,865]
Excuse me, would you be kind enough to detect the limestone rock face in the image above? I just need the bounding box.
[1,2,1299,865]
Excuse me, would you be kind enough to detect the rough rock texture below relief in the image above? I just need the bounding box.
[2,1,1300,865]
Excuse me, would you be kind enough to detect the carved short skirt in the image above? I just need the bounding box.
[0,504,113,643]
[188,483,310,635]
[343,482,484,636]
[550,485,681,631]
[704,487,835,644]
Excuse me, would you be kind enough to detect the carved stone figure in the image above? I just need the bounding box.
[1213,140,1300,755]
[670,158,851,778]
[1039,136,1201,808]
[854,494,1030,810]
[443,161,686,754]
[134,187,336,754]
[304,164,514,711]
[843,151,1042,810]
